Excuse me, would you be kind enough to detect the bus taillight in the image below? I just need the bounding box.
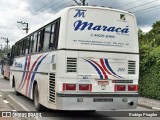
[63,83,76,91]
[79,84,92,91]
[115,85,126,91]
[128,85,138,91]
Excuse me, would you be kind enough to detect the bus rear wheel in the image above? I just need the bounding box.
[13,79,20,95]
[34,84,44,111]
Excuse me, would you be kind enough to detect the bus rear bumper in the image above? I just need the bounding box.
[56,93,138,110]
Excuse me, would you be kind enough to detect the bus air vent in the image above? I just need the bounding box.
[67,57,77,72]
[49,73,55,103]
[128,61,136,74]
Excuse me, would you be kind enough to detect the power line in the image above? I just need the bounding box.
[116,0,140,9]
[21,0,57,21]
[53,1,74,12]
[133,4,160,14]
[22,0,65,22]
[125,0,159,11]
[24,0,73,23]
[33,0,57,13]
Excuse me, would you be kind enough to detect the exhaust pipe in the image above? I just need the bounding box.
[128,101,134,106]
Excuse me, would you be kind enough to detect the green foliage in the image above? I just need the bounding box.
[0,51,4,59]
[0,48,10,59]
[139,21,160,100]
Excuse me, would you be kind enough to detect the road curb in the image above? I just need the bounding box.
[152,107,160,111]
[138,103,160,111]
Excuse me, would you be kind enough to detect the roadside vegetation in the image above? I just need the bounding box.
[0,49,10,60]
[139,21,160,100]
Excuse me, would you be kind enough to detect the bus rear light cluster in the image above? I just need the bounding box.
[79,84,92,91]
[63,84,76,91]
[114,84,138,92]
[128,85,138,91]
[63,83,92,91]
[115,85,126,91]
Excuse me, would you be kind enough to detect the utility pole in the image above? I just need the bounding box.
[17,21,29,34]
[1,37,9,49]
[74,0,87,6]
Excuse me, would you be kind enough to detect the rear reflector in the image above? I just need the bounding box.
[63,83,76,91]
[79,84,92,91]
[115,85,126,91]
[128,85,138,91]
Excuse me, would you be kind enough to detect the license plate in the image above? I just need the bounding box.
[98,81,109,85]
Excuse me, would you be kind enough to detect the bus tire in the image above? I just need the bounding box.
[13,79,20,95]
[34,84,44,111]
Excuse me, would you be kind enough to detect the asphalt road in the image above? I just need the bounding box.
[0,75,159,120]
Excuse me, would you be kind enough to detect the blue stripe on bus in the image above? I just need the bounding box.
[85,59,103,79]
[104,59,122,78]
[28,54,49,98]
[18,56,28,89]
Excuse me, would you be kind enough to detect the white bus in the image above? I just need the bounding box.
[10,6,139,111]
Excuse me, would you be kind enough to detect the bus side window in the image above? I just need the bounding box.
[22,39,26,55]
[39,29,45,52]
[37,31,41,52]
[25,37,30,55]
[50,19,60,49]
[54,20,60,49]
[19,41,22,55]
[22,40,26,55]
[30,35,34,53]
[14,44,17,57]
[16,43,19,56]
[44,25,51,51]
[50,24,55,49]
[33,32,38,53]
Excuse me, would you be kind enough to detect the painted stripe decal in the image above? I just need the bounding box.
[28,54,49,97]
[104,59,122,78]
[84,59,103,79]
[19,55,31,90]
[17,56,28,89]
[84,58,123,79]
[100,59,119,78]
[100,59,111,75]
[25,55,43,96]
[90,60,108,79]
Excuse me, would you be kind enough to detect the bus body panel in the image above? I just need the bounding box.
[55,96,138,110]
[10,6,139,111]
[56,50,138,93]
[65,7,139,53]
[10,52,56,105]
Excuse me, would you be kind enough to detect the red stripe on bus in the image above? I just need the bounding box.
[19,55,31,91]
[100,59,112,75]
[25,55,43,96]
[91,60,108,79]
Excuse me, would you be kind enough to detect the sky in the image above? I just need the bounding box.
[0,0,160,48]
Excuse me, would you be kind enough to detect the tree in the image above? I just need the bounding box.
[139,20,160,100]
